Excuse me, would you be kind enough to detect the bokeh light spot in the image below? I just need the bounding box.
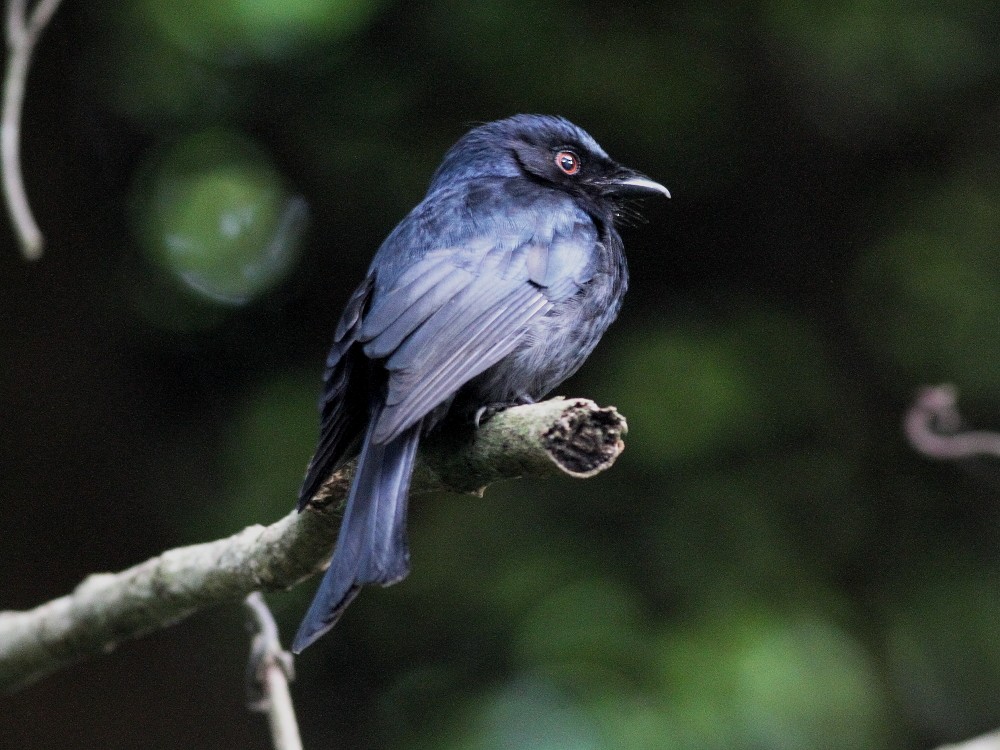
[133,129,308,307]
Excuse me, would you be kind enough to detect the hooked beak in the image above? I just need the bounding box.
[612,171,671,199]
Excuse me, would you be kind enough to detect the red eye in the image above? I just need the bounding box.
[555,150,580,175]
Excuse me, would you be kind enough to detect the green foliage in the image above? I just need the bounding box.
[6,0,1000,747]
[424,0,741,176]
[192,369,318,539]
[853,164,1000,402]
[401,604,895,750]
[139,0,382,62]
[610,309,845,465]
[512,577,651,687]
[762,0,997,140]
[428,677,605,750]
[660,608,893,750]
[885,561,1000,741]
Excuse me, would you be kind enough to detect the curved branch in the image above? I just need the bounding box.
[904,384,1000,460]
[0,397,627,692]
[3,0,63,260]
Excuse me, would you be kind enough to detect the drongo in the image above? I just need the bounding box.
[293,114,668,652]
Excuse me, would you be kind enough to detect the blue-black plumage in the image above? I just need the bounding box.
[293,114,668,652]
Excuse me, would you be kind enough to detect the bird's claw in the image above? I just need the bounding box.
[473,396,535,428]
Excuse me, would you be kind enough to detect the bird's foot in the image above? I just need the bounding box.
[473,395,536,428]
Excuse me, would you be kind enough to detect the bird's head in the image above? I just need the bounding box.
[429,114,669,216]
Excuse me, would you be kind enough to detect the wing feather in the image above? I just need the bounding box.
[359,255,472,357]
[358,220,597,446]
[361,237,501,347]
[298,277,374,507]
[373,287,550,442]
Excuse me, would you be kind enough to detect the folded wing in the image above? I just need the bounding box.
[359,220,597,444]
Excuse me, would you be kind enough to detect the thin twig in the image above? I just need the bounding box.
[904,384,1000,460]
[245,593,302,750]
[3,0,63,260]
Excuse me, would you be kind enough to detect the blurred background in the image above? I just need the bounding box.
[2,1,999,748]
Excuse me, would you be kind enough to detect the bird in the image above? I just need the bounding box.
[292,114,668,653]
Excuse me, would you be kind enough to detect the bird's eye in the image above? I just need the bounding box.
[555,150,580,175]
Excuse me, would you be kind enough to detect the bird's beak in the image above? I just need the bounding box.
[612,171,671,199]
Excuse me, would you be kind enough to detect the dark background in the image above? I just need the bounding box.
[2,1,999,748]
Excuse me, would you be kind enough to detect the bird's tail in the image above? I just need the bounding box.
[292,409,421,653]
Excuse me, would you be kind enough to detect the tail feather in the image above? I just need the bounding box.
[292,413,422,653]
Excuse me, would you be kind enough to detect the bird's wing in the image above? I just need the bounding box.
[359,220,597,444]
[298,276,375,507]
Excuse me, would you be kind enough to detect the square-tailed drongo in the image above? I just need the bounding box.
[294,114,668,652]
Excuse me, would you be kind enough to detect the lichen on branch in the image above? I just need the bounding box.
[0,397,626,693]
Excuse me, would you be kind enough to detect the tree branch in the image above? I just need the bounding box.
[904,384,1000,460]
[244,592,302,750]
[936,729,1000,750]
[0,397,627,692]
[3,0,62,260]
